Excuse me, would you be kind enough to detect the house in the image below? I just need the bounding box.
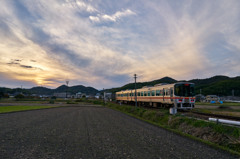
[205,95,219,102]
[53,92,71,98]
[104,92,112,101]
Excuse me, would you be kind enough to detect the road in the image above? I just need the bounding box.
[0,105,239,159]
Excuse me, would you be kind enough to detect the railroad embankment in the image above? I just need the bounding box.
[89,100,240,155]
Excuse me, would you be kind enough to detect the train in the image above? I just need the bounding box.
[116,82,195,109]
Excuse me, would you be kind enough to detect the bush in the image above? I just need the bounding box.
[49,100,55,104]
[142,110,156,121]
[51,96,57,100]
[66,100,77,104]
[15,94,25,99]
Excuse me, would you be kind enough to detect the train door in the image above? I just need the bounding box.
[163,88,165,102]
[131,90,132,101]
[170,87,173,102]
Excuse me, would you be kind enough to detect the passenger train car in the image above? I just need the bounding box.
[116,82,195,109]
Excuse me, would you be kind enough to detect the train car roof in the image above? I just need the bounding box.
[115,82,195,93]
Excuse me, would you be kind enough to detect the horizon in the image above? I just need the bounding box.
[1,74,239,90]
[1,1,240,90]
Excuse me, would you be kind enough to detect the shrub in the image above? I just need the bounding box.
[49,100,55,104]
[51,96,57,100]
[15,94,25,99]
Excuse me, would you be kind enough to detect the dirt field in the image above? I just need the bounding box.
[0,105,238,159]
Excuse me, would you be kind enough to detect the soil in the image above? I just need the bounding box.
[0,105,239,159]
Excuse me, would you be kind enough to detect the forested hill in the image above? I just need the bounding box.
[105,75,240,96]
[0,85,99,96]
[1,75,239,96]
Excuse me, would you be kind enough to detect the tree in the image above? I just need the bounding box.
[15,94,25,99]
[0,92,4,99]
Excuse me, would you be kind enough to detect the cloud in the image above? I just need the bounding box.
[62,0,97,13]
[0,0,240,89]
[89,15,100,22]
[89,9,136,23]
[0,0,136,88]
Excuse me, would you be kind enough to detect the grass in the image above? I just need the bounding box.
[192,108,240,118]
[196,102,240,106]
[0,105,60,113]
[87,99,240,155]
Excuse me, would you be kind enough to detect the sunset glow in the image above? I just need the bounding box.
[0,0,240,89]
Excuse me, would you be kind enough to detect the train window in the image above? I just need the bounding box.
[148,91,151,96]
[156,90,160,96]
[174,83,195,97]
[159,90,163,96]
[152,90,155,96]
[144,91,147,96]
[138,92,140,96]
[141,91,143,96]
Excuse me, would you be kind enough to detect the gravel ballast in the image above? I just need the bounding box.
[0,105,238,159]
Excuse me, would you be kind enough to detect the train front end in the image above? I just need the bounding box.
[174,83,195,109]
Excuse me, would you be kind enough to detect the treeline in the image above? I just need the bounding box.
[0,85,99,97]
[1,75,240,97]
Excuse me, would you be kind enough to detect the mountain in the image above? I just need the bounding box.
[54,85,99,95]
[192,76,240,96]
[104,75,240,96]
[0,75,239,96]
[29,87,52,95]
[188,75,230,85]
[0,85,99,96]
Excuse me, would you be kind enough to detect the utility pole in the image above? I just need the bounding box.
[134,74,137,107]
[103,88,105,105]
[66,80,69,99]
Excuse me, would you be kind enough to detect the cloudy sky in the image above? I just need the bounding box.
[0,0,240,89]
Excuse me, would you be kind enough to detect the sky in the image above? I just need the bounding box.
[0,0,240,89]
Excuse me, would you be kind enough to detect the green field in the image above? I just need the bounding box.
[196,102,240,106]
[0,106,60,113]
